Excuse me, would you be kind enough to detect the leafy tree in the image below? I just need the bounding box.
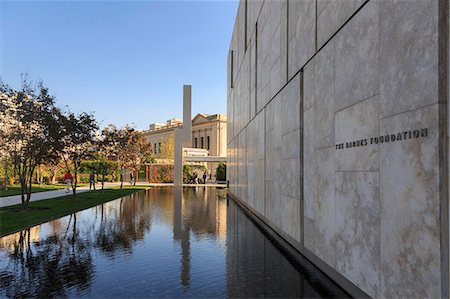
[101,124,129,189]
[42,158,65,184]
[0,151,12,190]
[60,112,98,197]
[216,162,226,181]
[0,78,64,209]
[123,127,151,186]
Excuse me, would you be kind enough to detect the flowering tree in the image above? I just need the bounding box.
[60,112,98,197]
[0,78,63,209]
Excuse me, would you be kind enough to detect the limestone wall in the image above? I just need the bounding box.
[227,0,448,298]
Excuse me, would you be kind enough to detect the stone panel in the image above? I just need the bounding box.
[246,112,265,216]
[281,129,300,160]
[227,90,234,144]
[303,107,315,219]
[265,97,282,226]
[335,96,379,171]
[237,0,247,71]
[380,104,441,299]
[287,0,315,80]
[238,128,248,204]
[379,0,439,118]
[314,146,335,266]
[264,74,302,243]
[247,0,264,44]
[304,216,315,252]
[280,195,301,243]
[250,33,257,120]
[256,0,287,113]
[313,42,335,149]
[280,157,300,200]
[235,49,251,135]
[228,139,238,195]
[303,59,315,111]
[281,74,301,134]
[334,0,378,112]
[335,172,380,298]
[231,17,239,85]
[317,0,366,48]
[229,139,235,194]
[227,48,232,101]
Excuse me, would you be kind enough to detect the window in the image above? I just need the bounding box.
[194,138,198,148]
[200,137,204,149]
[154,143,157,154]
[207,136,210,150]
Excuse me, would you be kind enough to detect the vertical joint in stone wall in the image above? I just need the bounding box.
[231,50,234,89]
[245,0,248,52]
[255,22,258,116]
[439,0,450,297]
[286,0,289,82]
[315,0,318,53]
[299,68,304,246]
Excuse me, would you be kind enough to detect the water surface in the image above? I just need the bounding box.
[0,187,347,298]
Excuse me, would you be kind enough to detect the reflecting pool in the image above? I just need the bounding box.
[0,187,348,298]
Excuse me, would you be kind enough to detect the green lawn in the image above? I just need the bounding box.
[0,186,147,236]
[0,184,65,197]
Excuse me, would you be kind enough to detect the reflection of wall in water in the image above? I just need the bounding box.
[226,200,326,298]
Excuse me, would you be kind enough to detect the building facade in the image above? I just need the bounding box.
[146,113,227,172]
[227,0,449,298]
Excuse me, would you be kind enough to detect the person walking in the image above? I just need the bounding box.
[193,172,198,185]
[64,170,73,193]
[130,172,134,185]
[89,170,96,191]
[202,172,207,184]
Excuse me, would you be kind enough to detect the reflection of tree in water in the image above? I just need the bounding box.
[94,192,152,256]
[0,192,155,297]
[0,214,94,298]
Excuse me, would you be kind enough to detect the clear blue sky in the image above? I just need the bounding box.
[0,0,238,130]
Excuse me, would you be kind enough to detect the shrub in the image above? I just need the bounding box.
[149,165,174,183]
[216,162,226,181]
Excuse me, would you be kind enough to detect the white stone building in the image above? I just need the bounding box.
[145,113,227,172]
[227,0,449,298]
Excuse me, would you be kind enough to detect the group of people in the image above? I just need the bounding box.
[63,168,210,190]
[63,170,97,193]
[191,171,208,185]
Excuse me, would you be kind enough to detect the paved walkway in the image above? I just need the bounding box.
[0,182,226,208]
[146,182,227,188]
[0,183,122,208]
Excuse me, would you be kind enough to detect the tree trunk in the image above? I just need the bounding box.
[20,178,27,209]
[101,162,104,193]
[39,165,43,185]
[72,162,78,198]
[133,168,136,186]
[3,160,8,191]
[19,162,28,210]
[25,165,36,209]
[120,166,123,190]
